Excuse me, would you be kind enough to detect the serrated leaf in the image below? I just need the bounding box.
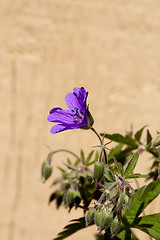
[146,129,152,145]
[123,186,145,224]
[134,126,147,142]
[53,217,89,240]
[133,213,160,239]
[124,180,160,224]
[124,152,139,178]
[102,133,138,147]
[126,173,147,179]
[86,150,94,165]
[139,179,160,212]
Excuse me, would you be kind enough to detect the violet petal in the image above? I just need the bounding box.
[65,92,81,111]
[73,87,88,106]
[50,124,78,134]
[48,108,75,124]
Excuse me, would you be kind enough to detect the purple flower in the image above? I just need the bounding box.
[47,87,93,134]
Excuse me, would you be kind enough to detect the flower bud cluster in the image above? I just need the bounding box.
[85,175,134,236]
[85,204,120,236]
[53,165,95,210]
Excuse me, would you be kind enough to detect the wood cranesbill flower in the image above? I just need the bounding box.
[47,87,94,134]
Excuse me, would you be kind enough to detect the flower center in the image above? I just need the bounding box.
[70,107,84,123]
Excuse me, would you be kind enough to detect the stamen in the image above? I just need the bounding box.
[70,108,84,123]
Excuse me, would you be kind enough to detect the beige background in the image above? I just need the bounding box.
[1,0,160,239]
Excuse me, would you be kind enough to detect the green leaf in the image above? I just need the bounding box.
[104,181,113,189]
[95,234,104,240]
[108,144,123,160]
[134,126,147,142]
[86,150,94,165]
[102,133,138,147]
[139,179,160,212]
[63,163,77,170]
[114,159,124,176]
[94,151,99,161]
[126,173,147,179]
[104,165,115,182]
[104,229,131,240]
[87,151,99,166]
[124,152,139,178]
[57,167,65,172]
[133,213,160,239]
[146,129,152,145]
[123,186,145,224]
[115,229,131,240]
[124,180,160,224]
[116,147,135,161]
[112,146,135,166]
[80,150,85,164]
[53,217,88,240]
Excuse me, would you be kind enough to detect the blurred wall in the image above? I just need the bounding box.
[1,0,160,239]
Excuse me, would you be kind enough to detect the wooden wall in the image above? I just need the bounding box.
[1,1,160,239]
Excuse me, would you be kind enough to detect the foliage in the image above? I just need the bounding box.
[42,126,160,240]
[43,88,160,240]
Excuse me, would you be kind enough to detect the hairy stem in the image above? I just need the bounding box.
[91,127,108,164]
[47,149,81,163]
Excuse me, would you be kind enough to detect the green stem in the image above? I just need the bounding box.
[91,127,108,164]
[47,149,81,163]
